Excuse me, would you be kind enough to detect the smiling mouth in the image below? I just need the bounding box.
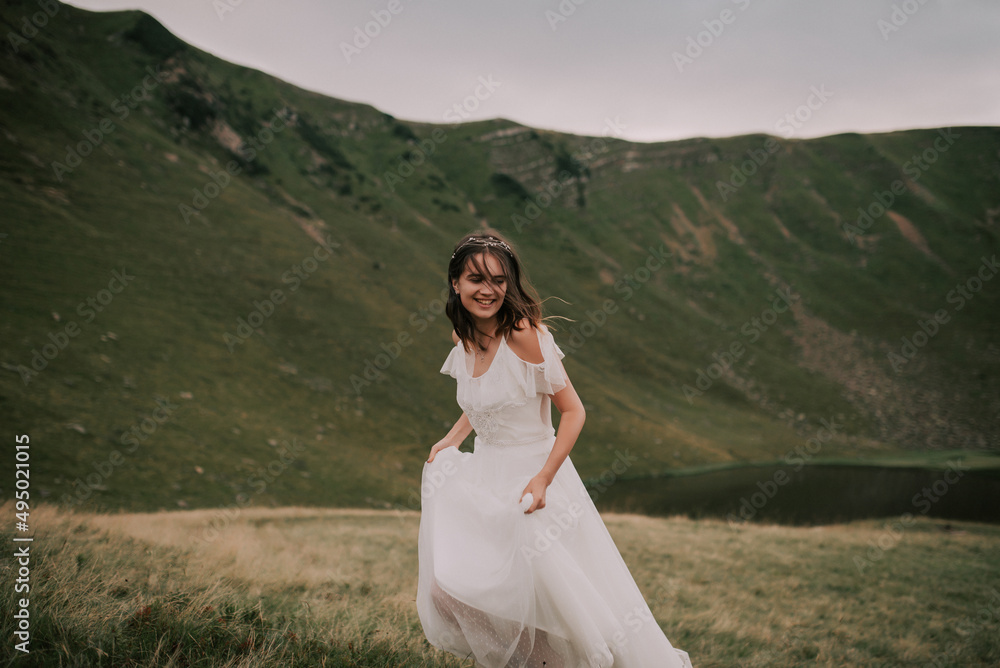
[474,297,496,307]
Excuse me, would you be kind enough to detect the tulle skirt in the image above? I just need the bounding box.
[416,435,693,668]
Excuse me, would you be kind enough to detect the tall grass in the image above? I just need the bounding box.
[2,502,998,666]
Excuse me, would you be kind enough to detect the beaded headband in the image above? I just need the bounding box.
[450,236,512,259]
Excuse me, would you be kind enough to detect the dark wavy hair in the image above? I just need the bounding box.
[446,230,546,355]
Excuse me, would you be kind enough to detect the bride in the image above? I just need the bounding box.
[416,230,693,667]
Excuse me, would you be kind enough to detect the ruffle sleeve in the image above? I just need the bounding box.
[509,323,569,397]
[439,342,464,379]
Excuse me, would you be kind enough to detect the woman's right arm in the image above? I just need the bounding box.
[427,329,468,462]
[427,412,472,462]
[428,329,469,462]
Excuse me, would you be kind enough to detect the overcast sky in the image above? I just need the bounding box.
[65,0,999,143]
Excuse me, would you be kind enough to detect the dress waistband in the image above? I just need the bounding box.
[473,433,556,454]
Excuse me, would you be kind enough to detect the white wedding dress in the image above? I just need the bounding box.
[417,323,693,667]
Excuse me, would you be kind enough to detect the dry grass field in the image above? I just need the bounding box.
[1,502,998,667]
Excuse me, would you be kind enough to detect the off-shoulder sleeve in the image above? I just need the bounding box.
[439,343,464,379]
[511,323,569,397]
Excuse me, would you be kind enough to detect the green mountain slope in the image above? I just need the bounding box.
[1,1,997,512]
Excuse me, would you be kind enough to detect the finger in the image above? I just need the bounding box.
[519,492,534,513]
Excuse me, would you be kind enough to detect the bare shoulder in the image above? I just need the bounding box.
[507,318,544,364]
[451,329,460,345]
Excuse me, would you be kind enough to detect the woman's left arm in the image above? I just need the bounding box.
[539,382,586,482]
[520,379,586,514]
[509,322,586,514]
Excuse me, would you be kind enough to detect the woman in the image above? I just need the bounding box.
[416,231,692,668]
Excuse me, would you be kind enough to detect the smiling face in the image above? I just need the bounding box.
[452,252,508,326]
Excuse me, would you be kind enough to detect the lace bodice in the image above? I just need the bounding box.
[440,323,569,447]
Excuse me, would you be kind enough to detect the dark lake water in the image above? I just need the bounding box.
[585,463,1000,525]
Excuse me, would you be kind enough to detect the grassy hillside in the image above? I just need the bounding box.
[1,503,998,666]
[0,1,998,513]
